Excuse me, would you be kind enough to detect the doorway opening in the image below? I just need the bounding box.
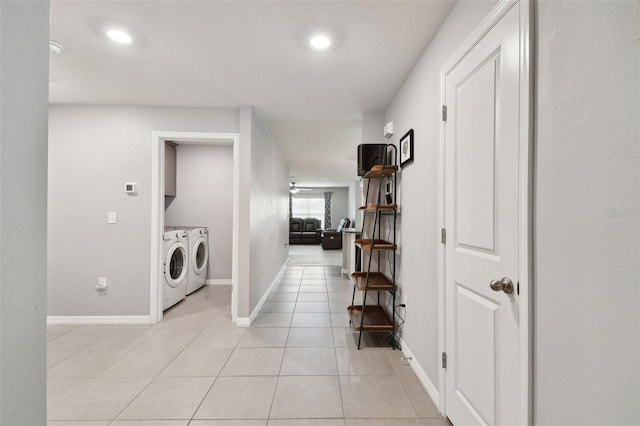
[150,131,240,324]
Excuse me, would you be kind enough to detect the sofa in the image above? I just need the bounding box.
[289,218,322,244]
[321,218,351,249]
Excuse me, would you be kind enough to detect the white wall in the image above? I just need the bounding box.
[384,0,498,392]
[352,180,364,228]
[244,107,289,315]
[534,1,639,424]
[329,187,349,226]
[0,1,49,423]
[165,144,233,279]
[347,181,357,227]
[362,111,386,144]
[48,105,238,316]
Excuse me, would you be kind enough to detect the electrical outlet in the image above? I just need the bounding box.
[97,277,108,291]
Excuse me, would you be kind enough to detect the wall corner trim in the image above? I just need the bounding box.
[399,337,442,415]
[47,315,152,325]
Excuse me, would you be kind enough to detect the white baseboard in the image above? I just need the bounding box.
[236,260,289,327]
[206,279,232,286]
[47,315,152,325]
[400,337,442,415]
[235,317,251,327]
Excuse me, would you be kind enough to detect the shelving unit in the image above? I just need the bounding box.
[348,147,399,349]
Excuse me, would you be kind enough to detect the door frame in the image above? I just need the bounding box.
[150,131,240,324]
[436,0,534,423]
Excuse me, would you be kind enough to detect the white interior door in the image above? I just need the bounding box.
[443,3,525,425]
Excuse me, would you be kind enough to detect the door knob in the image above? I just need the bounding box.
[490,277,514,294]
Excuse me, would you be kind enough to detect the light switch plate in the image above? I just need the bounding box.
[108,212,117,224]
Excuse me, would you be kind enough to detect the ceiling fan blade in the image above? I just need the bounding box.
[290,182,313,192]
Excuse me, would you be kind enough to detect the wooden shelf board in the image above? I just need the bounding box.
[358,204,398,212]
[363,165,398,178]
[351,272,396,291]
[347,305,394,331]
[354,239,396,251]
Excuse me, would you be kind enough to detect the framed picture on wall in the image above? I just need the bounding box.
[399,129,414,168]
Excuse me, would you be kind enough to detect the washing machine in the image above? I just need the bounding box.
[171,227,209,295]
[162,229,188,310]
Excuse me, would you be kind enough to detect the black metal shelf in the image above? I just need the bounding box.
[348,144,399,350]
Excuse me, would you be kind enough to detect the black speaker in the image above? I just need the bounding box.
[357,144,387,176]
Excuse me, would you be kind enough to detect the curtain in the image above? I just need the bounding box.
[324,191,332,229]
[289,192,293,218]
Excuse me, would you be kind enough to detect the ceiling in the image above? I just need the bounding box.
[49,0,455,187]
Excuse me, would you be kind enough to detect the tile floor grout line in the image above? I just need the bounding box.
[106,375,155,422]
[48,331,140,412]
[106,326,204,421]
[45,377,89,415]
[46,324,78,343]
[329,267,350,422]
[186,372,222,422]
[153,329,205,378]
[265,265,300,422]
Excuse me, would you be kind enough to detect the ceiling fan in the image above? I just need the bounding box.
[289,182,312,194]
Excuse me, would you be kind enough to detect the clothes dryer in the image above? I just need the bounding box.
[162,229,188,310]
[186,227,209,294]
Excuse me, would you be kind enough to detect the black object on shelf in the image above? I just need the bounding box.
[357,144,387,177]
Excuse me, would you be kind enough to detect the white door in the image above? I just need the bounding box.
[443,3,526,425]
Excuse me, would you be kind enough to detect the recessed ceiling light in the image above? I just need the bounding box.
[106,29,132,44]
[49,40,64,54]
[310,34,331,50]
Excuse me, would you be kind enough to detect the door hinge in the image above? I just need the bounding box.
[442,105,447,122]
[442,352,447,369]
[441,228,446,244]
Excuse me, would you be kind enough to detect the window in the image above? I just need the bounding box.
[292,197,324,227]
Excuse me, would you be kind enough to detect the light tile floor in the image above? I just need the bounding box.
[288,244,342,266]
[47,249,448,425]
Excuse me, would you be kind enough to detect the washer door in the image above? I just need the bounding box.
[192,236,208,276]
[164,242,187,288]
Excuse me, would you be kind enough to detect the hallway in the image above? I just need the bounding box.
[47,261,446,425]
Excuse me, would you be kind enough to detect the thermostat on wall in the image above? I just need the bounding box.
[125,182,138,195]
